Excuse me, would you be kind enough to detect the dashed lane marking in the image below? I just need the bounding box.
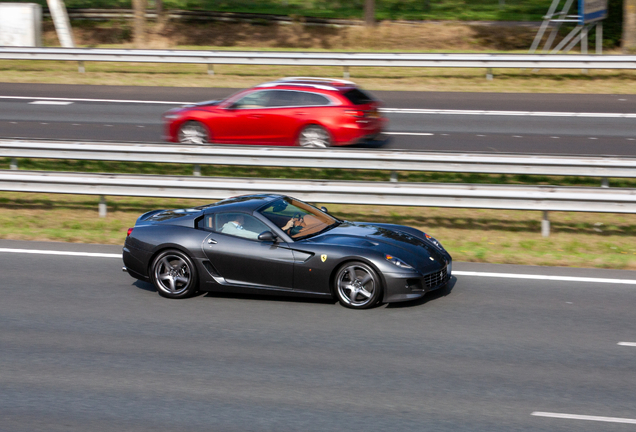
[0,96,190,105]
[532,412,636,425]
[618,342,636,347]
[28,101,73,105]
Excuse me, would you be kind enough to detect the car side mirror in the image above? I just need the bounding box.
[320,206,328,213]
[258,231,277,242]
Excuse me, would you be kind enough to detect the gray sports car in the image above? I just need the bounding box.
[123,194,452,309]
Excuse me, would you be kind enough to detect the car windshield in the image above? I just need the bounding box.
[259,197,339,240]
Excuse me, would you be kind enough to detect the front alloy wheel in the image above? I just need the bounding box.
[178,121,209,144]
[151,250,198,299]
[298,125,331,148]
[335,261,382,309]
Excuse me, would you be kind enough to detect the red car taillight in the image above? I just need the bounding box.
[127,228,134,236]
[344,109,365,118]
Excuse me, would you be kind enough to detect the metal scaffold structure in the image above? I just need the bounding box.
[530,0,608,54]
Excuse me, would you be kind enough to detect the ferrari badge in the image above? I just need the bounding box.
[321,254,327,262]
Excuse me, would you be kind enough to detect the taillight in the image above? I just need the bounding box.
[344,109,365,118]
[127,228,134,236]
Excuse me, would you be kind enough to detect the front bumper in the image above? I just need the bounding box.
[383,262,452,303]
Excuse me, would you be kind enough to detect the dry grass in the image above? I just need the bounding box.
[54,20,538,52]
[0,192,634,269]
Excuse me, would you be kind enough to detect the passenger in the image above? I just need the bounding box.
[220,214,259,239]
[281,213,307,236]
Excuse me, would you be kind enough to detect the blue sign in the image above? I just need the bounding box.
[579,0,608,24]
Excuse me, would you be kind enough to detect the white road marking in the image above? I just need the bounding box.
[532,412,636,424]
[384,132,433,136]
[382,108,636,118]
[0,95,190,105]
[0,248,634,285]
[618,342,636,346]
[2,95,636,118]
[0,248,121,259]
[28,101,73,106]
[453,271,636,285]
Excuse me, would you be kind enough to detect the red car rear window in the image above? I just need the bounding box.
[343,89,375,105]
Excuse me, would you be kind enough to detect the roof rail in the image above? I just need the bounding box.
[276,76,355,85]
[255,82,339,91]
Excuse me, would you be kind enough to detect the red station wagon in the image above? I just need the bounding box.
[163,77,387,148]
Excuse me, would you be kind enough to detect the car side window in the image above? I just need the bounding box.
[197,214,214,231]
[268,90,304,107]
[300,92,330,106]
[214,212,269,240]
[231,91,271,109]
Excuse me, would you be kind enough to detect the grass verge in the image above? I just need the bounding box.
[0,191,634,269]
[2,59,636,94]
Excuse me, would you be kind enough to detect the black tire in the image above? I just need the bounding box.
[334,261,382,309]
[177,121,210,144]
[297,125,331,148]
[150,249,198,299]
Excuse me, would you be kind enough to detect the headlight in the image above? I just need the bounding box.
[425,234,446,252]
[385,254,414,269]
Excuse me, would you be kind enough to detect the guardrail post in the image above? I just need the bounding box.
[601,177,609,188]
[98,196,107,217]
[343,66,350,79]
[541,211,550,237]
[10,158,18,170]
[78,61,85,73]
[207,64,214,76]
[390,171,398,182]
[193,164,201,176]
[486,68,493,80]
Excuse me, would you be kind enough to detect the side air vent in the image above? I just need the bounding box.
[203,261,221,277]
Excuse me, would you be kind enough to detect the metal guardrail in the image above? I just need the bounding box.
[2,47,636,77]
[2,140,636,179]
[1,170,635,214]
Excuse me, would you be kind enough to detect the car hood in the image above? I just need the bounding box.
[311,222,448,272]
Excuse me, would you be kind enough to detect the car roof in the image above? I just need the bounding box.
[198,194,284,212]
[254,77,357,92]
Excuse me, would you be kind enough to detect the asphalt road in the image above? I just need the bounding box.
[1,83,636,156]
[1,239,635,432]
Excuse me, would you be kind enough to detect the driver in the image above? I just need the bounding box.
[281,213,307,236]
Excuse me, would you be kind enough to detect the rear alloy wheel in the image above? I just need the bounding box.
[178,121,209,144]
[298,125,331,148]
[334,261,382,309]
[151,250,198,299]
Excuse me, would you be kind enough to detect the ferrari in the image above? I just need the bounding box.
[122,194,452,309]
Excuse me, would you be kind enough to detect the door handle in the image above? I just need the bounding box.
[208,239,217,244]
[248,114,263,119]
[294,112,308,116]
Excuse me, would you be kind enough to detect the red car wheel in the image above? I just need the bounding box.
[178,121,210,145]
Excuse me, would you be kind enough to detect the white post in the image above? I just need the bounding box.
[486,68,493,80]
[541,211,550,237]
[343,66,350,79]
[581,25,588,74]
[99,196,107,218]
[390,171,398,182]
[193,164,201,176]
[596,22,603,54]
[46,0,75,47]
[10,158,18,170]
[207,64,214,75]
